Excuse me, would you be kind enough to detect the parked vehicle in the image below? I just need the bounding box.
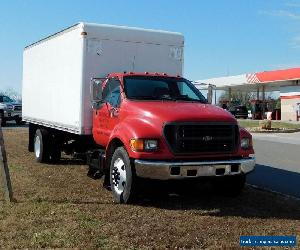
[0,95,23,126]
[22,23,255,203]
[229,105,249,119]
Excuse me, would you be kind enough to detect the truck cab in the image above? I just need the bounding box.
[89,72,255,203]
[0,95,23,126]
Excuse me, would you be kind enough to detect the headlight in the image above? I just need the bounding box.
[144,139,158,151]
[241,138,250,149]
[130,138,159,152]
[6,105,13,110]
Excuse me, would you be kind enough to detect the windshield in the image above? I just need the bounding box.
[124,76,207,103]
[0,96,14,103]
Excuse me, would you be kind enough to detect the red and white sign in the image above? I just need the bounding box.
[247,67,300,83]
[198,67,300,90]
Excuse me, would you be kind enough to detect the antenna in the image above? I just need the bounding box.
[132,56,136,72]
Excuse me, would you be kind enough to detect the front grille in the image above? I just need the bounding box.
[164,123,239,154]
[13,106,22,111]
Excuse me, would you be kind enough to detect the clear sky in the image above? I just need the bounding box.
[1,0,300,93]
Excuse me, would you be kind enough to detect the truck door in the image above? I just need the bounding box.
[93,78,121,146]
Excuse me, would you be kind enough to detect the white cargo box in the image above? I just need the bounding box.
[22,22,184,135]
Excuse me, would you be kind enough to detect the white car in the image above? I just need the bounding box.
[0,95,23,126]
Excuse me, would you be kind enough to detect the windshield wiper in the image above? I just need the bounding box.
[156,95,176,101]
[128,96,155,100]
[128,95,176,101]
[174,95,206,103]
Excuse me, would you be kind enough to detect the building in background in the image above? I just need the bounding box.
[196,67,300,121]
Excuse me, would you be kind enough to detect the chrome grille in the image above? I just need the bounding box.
[13,105,22,111]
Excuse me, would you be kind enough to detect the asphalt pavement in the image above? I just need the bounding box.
[247,132,300,198]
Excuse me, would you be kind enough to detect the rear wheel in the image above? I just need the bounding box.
[110,147,137,203]
[48,134,61,163]
[49,147,61,163]
[34,129,50,163]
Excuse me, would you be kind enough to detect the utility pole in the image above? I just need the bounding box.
[0,120,13,202]
[207,84,213,104]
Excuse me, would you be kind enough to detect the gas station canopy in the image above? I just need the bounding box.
[195,67,300,121]
[196,67,300,92]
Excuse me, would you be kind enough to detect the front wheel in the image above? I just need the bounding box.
[110,147,136,204]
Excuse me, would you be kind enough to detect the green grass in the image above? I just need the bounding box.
[238,119,300,129]
[9,164,22,172]
[0,201,110,249]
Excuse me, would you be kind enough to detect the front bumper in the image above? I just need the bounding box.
[3,110,21,119]
[135,157,255,180]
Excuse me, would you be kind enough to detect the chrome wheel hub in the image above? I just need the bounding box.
[34,136,41,159]
[111,158,126,195]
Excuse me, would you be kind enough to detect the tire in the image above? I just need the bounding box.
[34,129,50,163]
[110,147,136,204]
[213,174,246,197]
[49,147,61,163]
[15,117,25,125]
[48,135,61,163]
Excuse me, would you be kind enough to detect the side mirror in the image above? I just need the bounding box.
[91,78,105,109]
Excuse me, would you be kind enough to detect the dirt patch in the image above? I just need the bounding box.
[1,128,299,249]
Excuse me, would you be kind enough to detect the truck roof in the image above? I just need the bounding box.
[107,72,183,79]
[25,22,184,50]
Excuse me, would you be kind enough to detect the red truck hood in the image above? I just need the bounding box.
[125,101,237,123]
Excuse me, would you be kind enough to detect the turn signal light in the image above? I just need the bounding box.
[130,139,144,151]
[130,138,159,152]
